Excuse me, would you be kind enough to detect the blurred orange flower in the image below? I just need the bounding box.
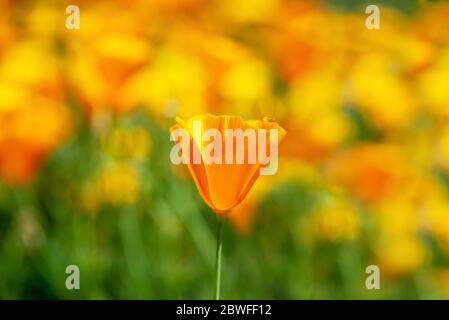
[66,2,152,117]
[0,36,69,185]
[170,114,286,213]
[269,1,336,82]
[0,87,70,184]
[326,144,410,203]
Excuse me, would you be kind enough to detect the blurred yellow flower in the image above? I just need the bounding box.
[282,70,348,162]
[341,7,433,74]
[25,3,65,38]
[373,191,426,277]
[309,196,360,242]
[374,194,421,237]
[280,114,348,164]
[0,39,64,101]
[435,124,449,170]
[376,236,425,278]
[103,126,151,161]
[422,185,449,253]
[70,1,144,39]
[218,0,279,24]
[289,70,343,117]
[219,58,273,115]
[119,45,207,118]
[419,49,449,117]
[349,53,418,130]
[83,162,141,210]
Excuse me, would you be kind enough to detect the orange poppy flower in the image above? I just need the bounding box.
[170,114,286,213]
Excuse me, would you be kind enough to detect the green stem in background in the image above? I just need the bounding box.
[214,216,224,300]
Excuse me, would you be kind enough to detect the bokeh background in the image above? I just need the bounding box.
[1,0,449,299]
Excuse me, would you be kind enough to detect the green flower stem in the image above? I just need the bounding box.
[214,216,224,300]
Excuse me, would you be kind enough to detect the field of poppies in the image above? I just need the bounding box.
[1,0,449,299]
